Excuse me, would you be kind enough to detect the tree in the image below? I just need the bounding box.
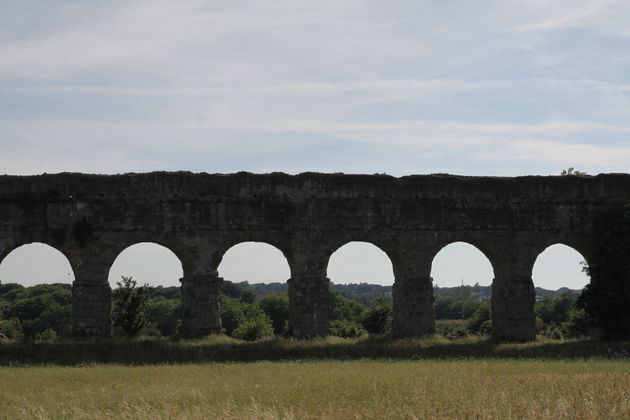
[561,167,588,176]
[111,276,150,337]
[330,291,365,323]
[577,205,630,340]
[220,295,246,336]
[360,298,392,335]
[232,312,274,341]
[144,297,180,336]
[258,293,289,335]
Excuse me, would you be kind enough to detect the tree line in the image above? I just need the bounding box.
[0,277,592,341]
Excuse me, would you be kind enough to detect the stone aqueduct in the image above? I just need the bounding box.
[1,171,629,341]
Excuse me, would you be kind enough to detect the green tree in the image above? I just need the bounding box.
[111,276,150,337]
[361,298,392,335]
[258,293,289,335]
[466,300,491,334]
[561,167,588,176]
[535,291,576,325]
[144,297,180,336]
[232,312,274,341]
[220,295,246,336]
[330,291,365,323]
[240,289,257,304]
[578,204,630,340]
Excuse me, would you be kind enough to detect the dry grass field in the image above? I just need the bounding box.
[1,359,630,419]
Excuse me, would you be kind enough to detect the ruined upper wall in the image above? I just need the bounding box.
[1,171,629,201]
[1,172,629,264]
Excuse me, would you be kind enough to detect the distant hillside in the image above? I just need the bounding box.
[230,281,581,304]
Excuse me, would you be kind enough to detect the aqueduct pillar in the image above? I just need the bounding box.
[69,245,112,336]
[491,245,537,341]
[392,249,435,337]
[288,249,331,337]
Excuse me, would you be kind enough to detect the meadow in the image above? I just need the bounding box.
[1,336,630,419]
[1,359,630,419]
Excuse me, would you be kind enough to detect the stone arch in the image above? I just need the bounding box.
[108,242,185,338]
[108,242,184,288]
[0,241,75,285]
[429,241,496,288]
[532,242,590,291]
[326,240,395,286]
[0,242,75,338]
[217,241,291,284]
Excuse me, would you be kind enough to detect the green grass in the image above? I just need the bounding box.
[1,335,630,365]
[1,359,629,419]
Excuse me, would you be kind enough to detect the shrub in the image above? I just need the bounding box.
[258,293,289,335]
[111,276,150,337]
[330,320,366,338]
[561,308,592,338]
[220,295,246,336]
[479,320,493,336]
[0,318,23,341]
[232,314,274,341]
[466,301,490,333]
[361,299,392,335]
[34,327,58,342]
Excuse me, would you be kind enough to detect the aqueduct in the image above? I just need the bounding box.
[1,171,629,341]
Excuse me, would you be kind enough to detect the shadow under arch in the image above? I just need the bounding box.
[108,242,184,288]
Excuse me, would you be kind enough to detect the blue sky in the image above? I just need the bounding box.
[1,0,627,289]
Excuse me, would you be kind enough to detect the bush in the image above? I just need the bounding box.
[479,320,493,336]
[436,320,470,339]
[466,301,490,333]
[34,327,58,342]
[258,293,289,335]
[0,318,23,341]
[232,314,274,341]
[561,308,592,338]
[330,320,366,338]
[220,295,246,336]
[111,276,150,337]
[360,299,392,335]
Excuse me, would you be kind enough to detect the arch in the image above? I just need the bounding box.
[326,241,394,286]
[532,243,590,291]
[217,241,291,284]
[0,242,75,338]
[0,242,75,286]
[108,242,184,288]
[430,241,496,288]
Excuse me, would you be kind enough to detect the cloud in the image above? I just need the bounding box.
[480,140,630,171]
[516,0,630,36]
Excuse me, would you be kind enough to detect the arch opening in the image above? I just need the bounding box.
[532,244,590,339]
[430,242,494,336]
[327,241,394,337]
[108,243,184,338]
[0,243,74,340]
[218,242,291,337]
[532,244,589,292]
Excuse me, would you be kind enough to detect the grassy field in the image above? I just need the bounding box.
[1,359,629,419]
[2,337,630,419]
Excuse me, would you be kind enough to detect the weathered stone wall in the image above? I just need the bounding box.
[1,172,629,341]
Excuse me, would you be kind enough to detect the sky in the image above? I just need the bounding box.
[1,0,627,290]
